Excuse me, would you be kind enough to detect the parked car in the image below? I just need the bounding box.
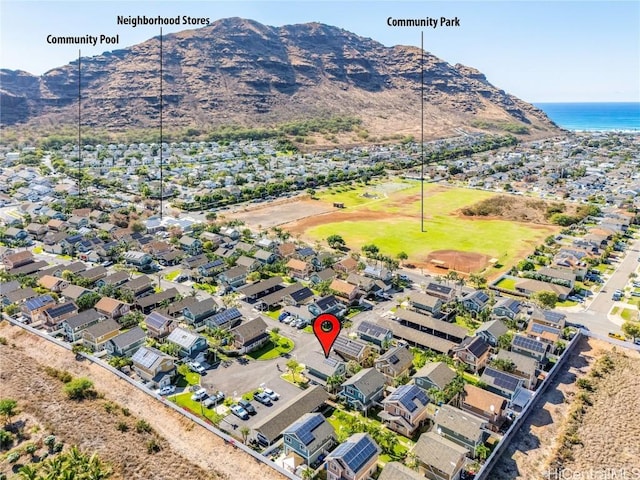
[608,332,626,341]
[283,316,294,325]
[203,392,224,408]
[278,312,290,322]
[188,361,206,374]
[254,392,272,406]
[231,404,249,420]
[263,388,279,401]
[101,260,113,267]
[191,388,208,401]
[238,399,256,415]
[157,385,176,396]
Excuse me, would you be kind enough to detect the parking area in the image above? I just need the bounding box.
[218,376,304,430]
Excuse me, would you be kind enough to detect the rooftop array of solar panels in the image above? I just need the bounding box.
[513,334,547,353]
[287,413,324,446]
[330,434,377,473]
[387,385,429,413]
[208,308,242,327]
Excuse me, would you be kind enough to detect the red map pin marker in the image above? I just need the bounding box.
[313,313,341,358]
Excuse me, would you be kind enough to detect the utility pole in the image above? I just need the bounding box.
[159,28,164,220]
[420,31,425,233]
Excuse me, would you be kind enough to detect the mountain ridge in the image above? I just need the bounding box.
[0,17,558,142]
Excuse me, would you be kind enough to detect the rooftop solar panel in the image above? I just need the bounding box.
[333,336,366,357]
[531,323,560,335]
[132,347,160,369]
[484,367,521,392]
[45,302,77,318]
[513,334,546,353]
[293,414,324,446]
[208,307,242,327]
[25,295,54,311]
[357,321,390,339]
[340,436,377,473]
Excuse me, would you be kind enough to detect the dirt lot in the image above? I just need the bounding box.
[493,337,640,480]
[0,322,285,480]
[229,198,334,230]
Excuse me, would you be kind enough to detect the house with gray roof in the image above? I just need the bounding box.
[61,308,104,342]
[374,345,413,385]
[408,292,444,316]
[182,297,219,326]
[356,321,392,348]
[338,368,386,412]
[461,290,490,314]
[379,462,423,480]
[103,326,144,356]
[380,384,430,436]
[492,297,522,320]
[304,352,347,389]
[283,413,336,466]
[494,349,538,389]
[144,311,177,339]
[253,385,329,446]
[166,327,207,358]
[131,346,176,388]
[411,431,467,480]
[452,336,491,373]
[433,404,488,455]
[231,317,269,353]
[414,362,457,397]
[325,433,379,480]
[474,319,509,347]
[82,318,121,352]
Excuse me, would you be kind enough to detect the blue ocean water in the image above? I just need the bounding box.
[534,102,640,131]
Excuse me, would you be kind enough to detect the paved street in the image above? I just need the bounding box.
[564,235,640,336]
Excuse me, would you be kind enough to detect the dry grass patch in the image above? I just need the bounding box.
[492,337,640,479]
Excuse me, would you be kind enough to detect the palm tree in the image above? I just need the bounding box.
[17,465,38,480]
[326,374,345,394]
[475,444,490,461]
[240,426,250,444]
[286,359,301,383]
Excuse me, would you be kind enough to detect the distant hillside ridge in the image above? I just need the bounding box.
[0,17,558,143]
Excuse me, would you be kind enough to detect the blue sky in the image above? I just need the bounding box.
[1,0,638,102]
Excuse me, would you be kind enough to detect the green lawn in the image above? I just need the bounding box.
[495,277,517,291]
[175,369,200,388]
[461,371,482,386]
[281,371,309,387]
[454,316,481,334]
[171,392,225,423]
[247,335,294,360]
[165,270,180,281]
[621,308,638,322]
[308,180,555,273]
[556,299,578,307]
[33,246,43,253]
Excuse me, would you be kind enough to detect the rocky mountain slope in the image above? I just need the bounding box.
[0,17,557,140]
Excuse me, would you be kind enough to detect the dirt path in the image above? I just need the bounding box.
[0,322,285,480]
[492,337,640,479]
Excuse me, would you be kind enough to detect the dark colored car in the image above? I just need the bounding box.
[238,399,256,415]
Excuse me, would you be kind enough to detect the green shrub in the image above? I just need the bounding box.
[116,422,129,433]
[64,378,96,400]
[136,420,152,434]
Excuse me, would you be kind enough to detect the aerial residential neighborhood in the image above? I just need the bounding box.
[1,130,639,480]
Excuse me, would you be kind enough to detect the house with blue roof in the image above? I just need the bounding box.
[325,432,379,480]
[283,413,336,466]
[380,384,430,436]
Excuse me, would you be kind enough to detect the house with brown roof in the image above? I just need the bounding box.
[329,278,359,304]
[43,302,79,331]
[38,275,69,293]
[333,256,358,274]
[144,311,177,339]
[3,250,34,270]
[460,384,507,431]
[95,297,131,319]
[277,242,297,259]
[47,219,67,231]
[286,258,311,280]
